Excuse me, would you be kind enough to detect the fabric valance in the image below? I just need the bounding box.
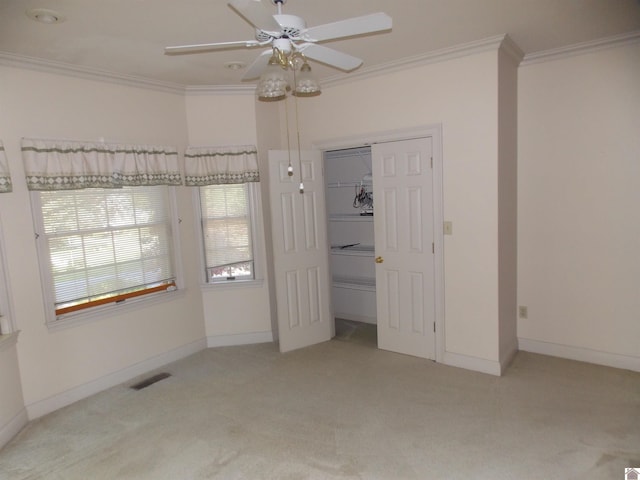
[22,138,182,191]
[184,145,259,186]
[0,142,13,193]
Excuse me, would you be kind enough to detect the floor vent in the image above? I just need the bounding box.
[131,372,171,390]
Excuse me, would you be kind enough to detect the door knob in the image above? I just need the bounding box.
[375,256,384,264]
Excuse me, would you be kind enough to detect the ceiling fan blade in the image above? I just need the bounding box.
[298,44,363,71]
[165,40,260,55]
[303,12,392,42]
[242,49,273,80]
[229,0,281,32]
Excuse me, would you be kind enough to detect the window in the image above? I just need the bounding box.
[199,183,255,283]
[33,185,178,318]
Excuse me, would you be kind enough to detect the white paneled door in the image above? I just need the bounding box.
[268,150,333,353]
[373,138,436,360]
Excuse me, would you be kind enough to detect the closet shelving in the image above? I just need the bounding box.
[330,244,374,256]
[332,275,375,291]
[328,213,373,222]
[327,181,372,188]
[325,146,376,324]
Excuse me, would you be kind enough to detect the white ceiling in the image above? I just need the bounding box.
[1,0,639,88]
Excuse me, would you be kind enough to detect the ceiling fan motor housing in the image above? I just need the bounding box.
[256,14,306,41]
[272,37,293,54]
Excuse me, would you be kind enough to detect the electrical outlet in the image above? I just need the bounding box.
[443,221,453,235]
[518,306,528,319]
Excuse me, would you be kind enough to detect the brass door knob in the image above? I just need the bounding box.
[375,256,384,264]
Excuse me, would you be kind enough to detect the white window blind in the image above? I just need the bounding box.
[38,186,176,314]
[200,184,254,282]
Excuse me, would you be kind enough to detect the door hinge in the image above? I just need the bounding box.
[430,157,433,169]
[433,322,436,333]
[432,242,435,254]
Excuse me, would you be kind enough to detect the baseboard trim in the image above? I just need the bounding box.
[206,331,274,348]
[518,338,640,372]
[0,408,28,451]
[25,338,207,420]
[442,351,502,376]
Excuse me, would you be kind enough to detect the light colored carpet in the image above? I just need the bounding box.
[1,327,639,479]
[333,318,377,346]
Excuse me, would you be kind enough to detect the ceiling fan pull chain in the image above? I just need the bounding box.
[293,66,304,194]
[284,94,293,176]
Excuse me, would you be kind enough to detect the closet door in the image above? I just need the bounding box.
[373,138,436,360]
[268,150,332,353]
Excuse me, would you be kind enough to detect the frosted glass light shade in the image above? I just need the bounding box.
[257,55,288,102]
[292,61,321,97]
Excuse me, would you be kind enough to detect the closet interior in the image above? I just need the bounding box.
[324,146,376,325]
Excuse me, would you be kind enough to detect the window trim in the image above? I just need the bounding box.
[0,217,16,336]
[194,182,264,288]
[55,280,177,315]
[31,185,184,328]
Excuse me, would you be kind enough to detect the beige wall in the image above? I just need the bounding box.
[0,342,24,420]
[0,217,25,447]
[254,101,285,338]
[518,41,640,369]
[184,92,273,341]
[185,93,258,146]
[0,67,205,414]
[298,49,505,365]
[0,337,26,448]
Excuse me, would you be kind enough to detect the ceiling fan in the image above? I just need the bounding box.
[164,0,392,80]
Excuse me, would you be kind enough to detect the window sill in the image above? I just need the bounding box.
[0,331,20,353]
[47,288,185,333]
[201,279,264,292]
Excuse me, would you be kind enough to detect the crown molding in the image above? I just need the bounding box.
[0,34,507,95]
[321,34,508,89]
[0,51,257,96]
[521,30,640,66]
[185,84,256,96]
[2,30,637,94]
[0,52,186,94]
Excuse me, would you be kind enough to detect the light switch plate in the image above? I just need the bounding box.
[444,221,453,235]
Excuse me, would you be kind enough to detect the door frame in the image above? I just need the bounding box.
[312,125,445,363]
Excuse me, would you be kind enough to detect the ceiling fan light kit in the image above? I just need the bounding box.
[291,61,321,97]
[256,51,289,101]
[256,48,321,101]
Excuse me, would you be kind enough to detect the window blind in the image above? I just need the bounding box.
[200,184,253,281]
[39,186,175,312]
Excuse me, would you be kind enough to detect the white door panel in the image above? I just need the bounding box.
[373,138,436,360]
[269,150,332,352]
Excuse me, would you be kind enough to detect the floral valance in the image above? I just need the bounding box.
[184,145,259,186]
[0,142,13,193]
[22,138,182,191]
